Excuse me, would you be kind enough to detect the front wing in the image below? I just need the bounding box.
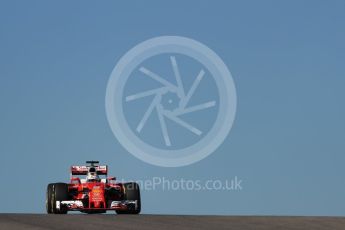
[56,200,138,212]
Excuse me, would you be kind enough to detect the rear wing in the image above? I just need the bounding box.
[70,165,108,175]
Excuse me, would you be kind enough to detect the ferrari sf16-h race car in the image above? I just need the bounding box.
[46,161,141,214]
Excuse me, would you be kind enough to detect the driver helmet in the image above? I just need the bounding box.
[86,167,100,182]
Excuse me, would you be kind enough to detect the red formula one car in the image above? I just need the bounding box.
[46,161,141,214]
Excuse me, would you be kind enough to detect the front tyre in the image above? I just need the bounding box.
[116,182,141,214]
[51,183,69,214]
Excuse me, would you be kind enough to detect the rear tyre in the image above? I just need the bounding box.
[46,184,54,214]
[51,183,69,214]
[116,182,141,214]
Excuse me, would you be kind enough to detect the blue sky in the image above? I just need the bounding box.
[0,0,345,215]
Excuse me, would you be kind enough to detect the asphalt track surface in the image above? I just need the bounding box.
[0,214,345,230]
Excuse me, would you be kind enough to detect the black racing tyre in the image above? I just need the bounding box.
[46,184,54,214]
[116,182,141,214]
[51,183,69,214]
